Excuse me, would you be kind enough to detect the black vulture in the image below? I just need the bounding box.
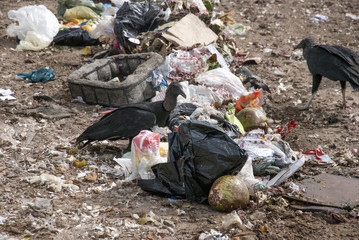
[294,37,359,110]
[76,82,186,148]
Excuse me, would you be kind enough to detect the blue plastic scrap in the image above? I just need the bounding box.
[17,67,56,83]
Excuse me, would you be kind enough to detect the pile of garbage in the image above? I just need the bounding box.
[6,0,334,216]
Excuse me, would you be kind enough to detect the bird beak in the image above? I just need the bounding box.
[179,87,187,99]
[293,43,301,50]
[180,90,187,99]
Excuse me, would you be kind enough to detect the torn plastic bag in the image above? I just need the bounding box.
[114,1,166,52]
[53,28,100,46]
[138,120,248,203]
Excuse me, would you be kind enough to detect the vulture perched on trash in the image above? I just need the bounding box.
[76,82,186,148]
[294,37,359,110]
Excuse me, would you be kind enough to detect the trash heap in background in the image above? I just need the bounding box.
[6,0,320,212]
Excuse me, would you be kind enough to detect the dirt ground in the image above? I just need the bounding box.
[1,0,359,239]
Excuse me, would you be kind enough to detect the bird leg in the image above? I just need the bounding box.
[340,81,346,109]
[300,75,322,110]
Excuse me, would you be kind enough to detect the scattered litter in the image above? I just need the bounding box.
[310,14,328,22]
[345,13,359,20]
[275,120,296,140]
[112,157,132,178]
[0,216,6,225]
[27,173,79,192]
[0,88,16,100]
[222,211,246,230]
[302,149,334,166]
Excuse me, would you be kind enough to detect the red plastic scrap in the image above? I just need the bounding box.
[302,148,333,165]
[275,120,296,139]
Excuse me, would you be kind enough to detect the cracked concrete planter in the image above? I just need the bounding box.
[67,52,163,107]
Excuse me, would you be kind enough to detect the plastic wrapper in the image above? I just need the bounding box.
[53,28,100,46]
[7,5,60,50]
[235,89,263,112]
[64,6,100,22]
[195,68,248,102]
[129,130,168,180]
[138,120,248,203]
[114,1,166,53]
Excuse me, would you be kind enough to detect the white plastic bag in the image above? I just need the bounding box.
[89,16,115,40]
[177,81,222,106]
[195,68,248,102]
[7,5,59,50]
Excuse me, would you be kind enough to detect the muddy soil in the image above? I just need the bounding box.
[0,0,359,239]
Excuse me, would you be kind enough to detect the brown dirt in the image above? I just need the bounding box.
[1,0,359,239]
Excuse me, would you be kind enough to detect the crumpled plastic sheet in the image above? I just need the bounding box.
[235,129,296,172]
[138,120,248,203]
[114,1,167,52]
[17,67,55,83]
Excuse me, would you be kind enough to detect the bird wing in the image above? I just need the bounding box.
[318,45,359,66]
[77,107,157,143]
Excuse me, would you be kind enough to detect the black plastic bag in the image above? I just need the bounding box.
[114,1,166,52]
[53,28,100,46]
[138,120,248,203]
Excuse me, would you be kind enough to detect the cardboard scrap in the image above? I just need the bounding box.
[162,13,218,48]
[296,173,359,208]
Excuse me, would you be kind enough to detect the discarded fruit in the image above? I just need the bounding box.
[208,175,249,212]
[236,107,268,132]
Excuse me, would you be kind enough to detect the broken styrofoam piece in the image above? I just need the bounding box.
[0,88,16,100]
[27,173,79,192]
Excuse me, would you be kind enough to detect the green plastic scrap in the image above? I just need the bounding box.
[225,103,245,135]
